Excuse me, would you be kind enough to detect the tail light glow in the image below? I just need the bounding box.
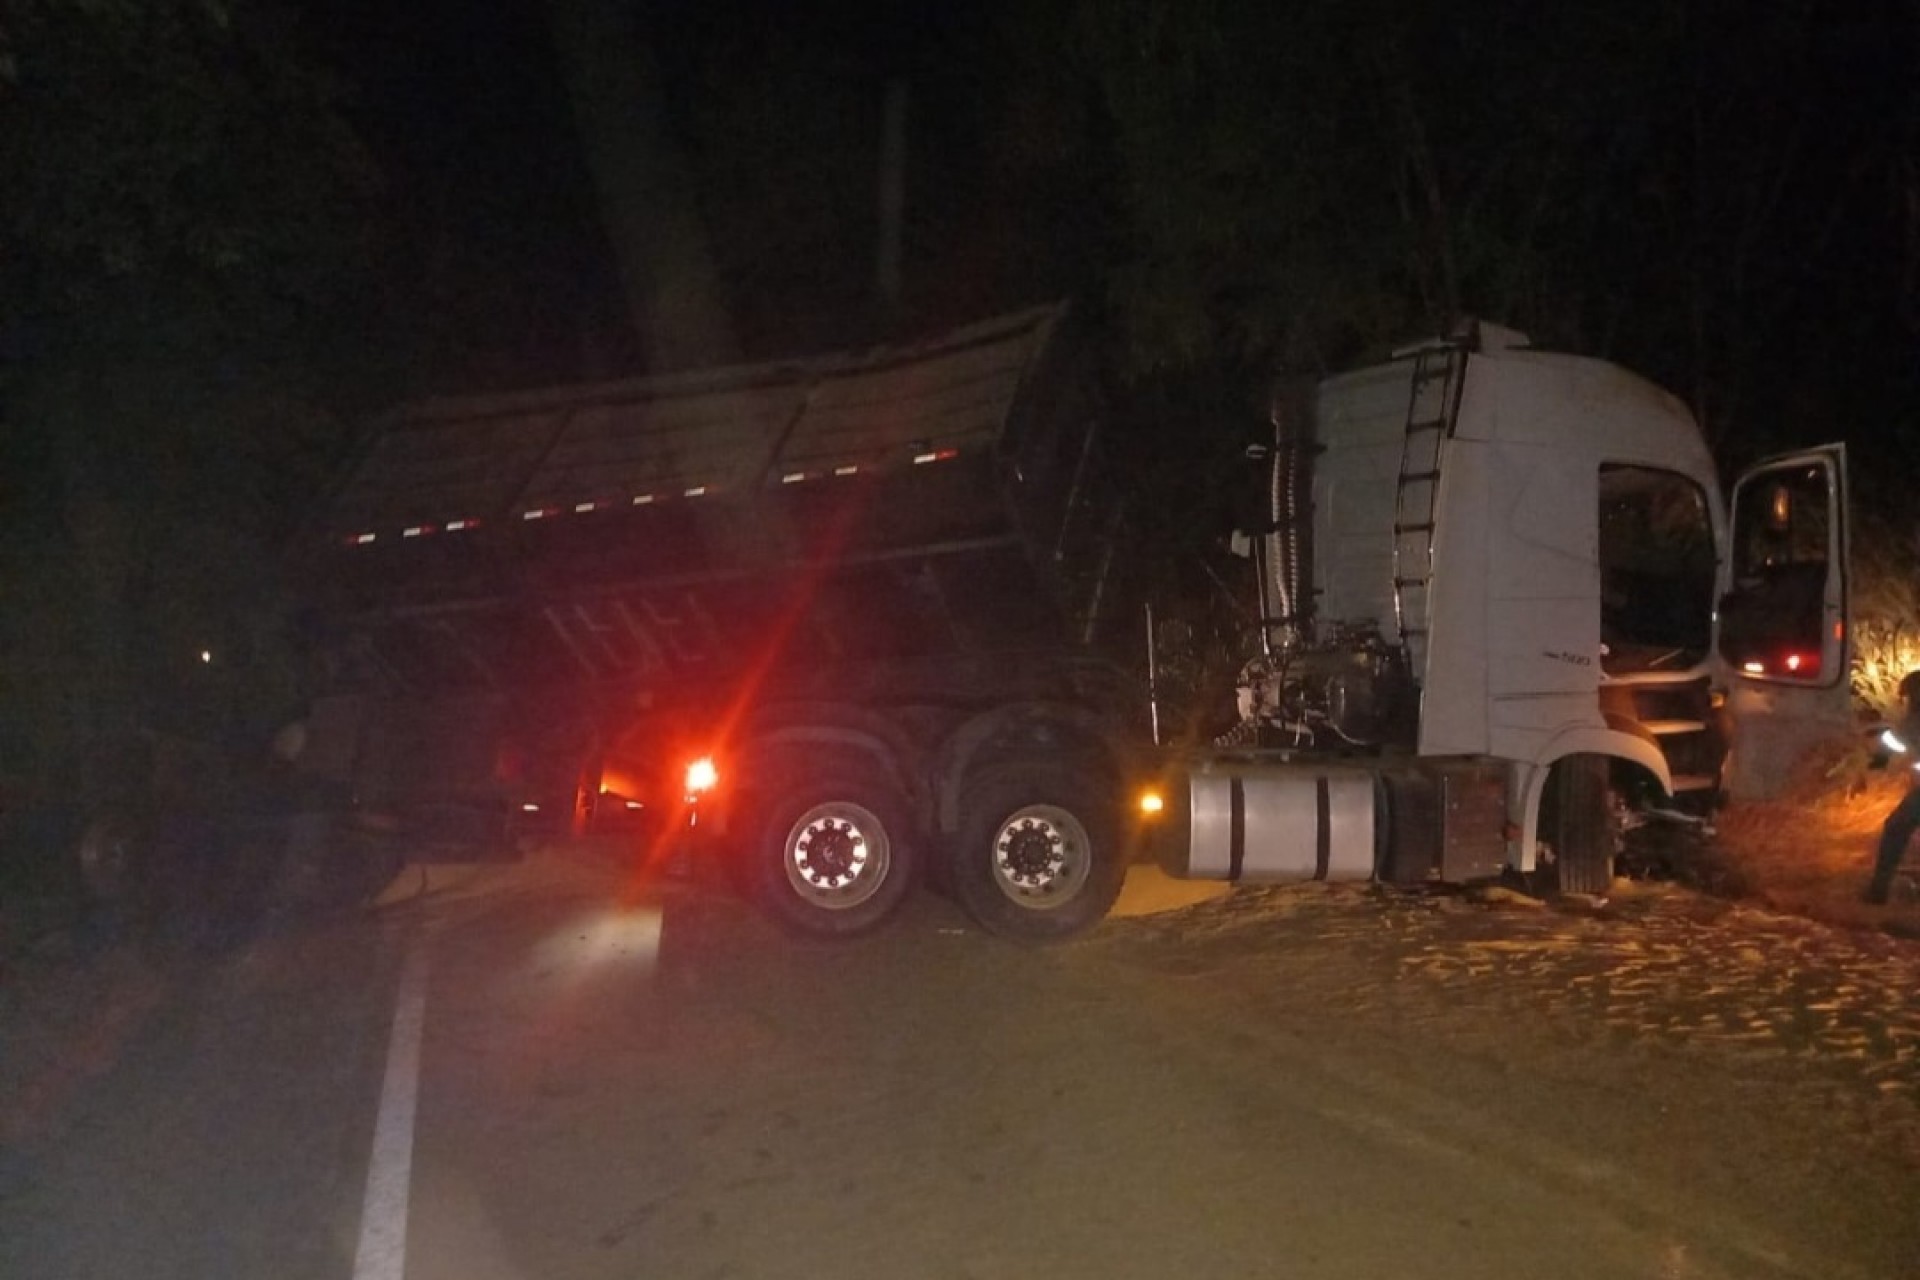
[1742,651,1822,679]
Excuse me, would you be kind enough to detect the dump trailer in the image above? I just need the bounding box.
[292,306,1851,940]
[293,306,1141,939]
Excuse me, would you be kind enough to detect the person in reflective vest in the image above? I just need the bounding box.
[1867,670,1920,905]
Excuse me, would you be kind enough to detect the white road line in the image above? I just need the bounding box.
[353,945,429,1280]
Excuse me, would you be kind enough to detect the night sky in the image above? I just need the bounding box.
[283,2,1917,465]
[308,0,1029,385]
[3,1,1916,521]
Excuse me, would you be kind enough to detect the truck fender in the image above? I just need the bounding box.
[1508,726,1672,874]
[721,704,924,833]
[931,703,1122,835]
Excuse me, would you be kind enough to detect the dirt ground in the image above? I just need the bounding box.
[4,796,1920,1277]
[5,769,1919,1150]
[1683,748,1920,938]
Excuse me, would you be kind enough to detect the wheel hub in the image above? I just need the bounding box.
[996,819,1065,888]
[796,818,868,889]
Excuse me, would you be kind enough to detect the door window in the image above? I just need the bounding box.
[1719,460,1840,683]
[1598,466,1715,675]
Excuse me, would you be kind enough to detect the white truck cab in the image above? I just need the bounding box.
[1167,324,1850,891]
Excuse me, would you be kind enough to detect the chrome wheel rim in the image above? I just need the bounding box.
[783,801,892,910]
[989,804,1091,909]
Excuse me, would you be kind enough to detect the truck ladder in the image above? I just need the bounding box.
[1390,341,1468,680]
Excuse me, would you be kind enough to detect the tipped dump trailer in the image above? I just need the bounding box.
[290,306,1851,939]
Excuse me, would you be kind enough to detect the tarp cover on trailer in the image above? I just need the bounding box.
[311,305,1066,547]
[296,305,1124,693]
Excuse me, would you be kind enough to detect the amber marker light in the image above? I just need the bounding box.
[1137,789,1166,817]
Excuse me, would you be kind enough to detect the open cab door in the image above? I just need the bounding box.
[1716,445,1852,799]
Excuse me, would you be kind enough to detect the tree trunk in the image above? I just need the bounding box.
[548,0,737,372]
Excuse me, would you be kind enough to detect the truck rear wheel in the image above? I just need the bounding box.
[949,762,1126,943]
[750,775,918,938]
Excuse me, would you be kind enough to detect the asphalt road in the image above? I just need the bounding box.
[3,853,1916,1279]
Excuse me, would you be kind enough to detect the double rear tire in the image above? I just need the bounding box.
[738,754,1128,944]
[748,772,919,939]
[947,761,1127,944]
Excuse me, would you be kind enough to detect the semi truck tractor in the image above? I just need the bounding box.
[289,304,1850,940]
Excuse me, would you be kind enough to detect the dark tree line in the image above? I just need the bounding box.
[664,1,1917,448]
[595,0,1914,534]
[0,0,380,789]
